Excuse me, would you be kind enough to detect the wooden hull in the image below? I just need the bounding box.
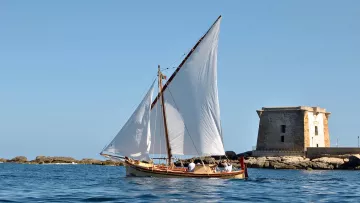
[124,160,247,179]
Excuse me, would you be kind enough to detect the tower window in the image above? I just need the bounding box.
[317,144,319,147]
[281,125,286,133]
[281,135,284,142]
[315,126,318,135]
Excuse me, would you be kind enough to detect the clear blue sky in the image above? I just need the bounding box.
[1,1,359,160]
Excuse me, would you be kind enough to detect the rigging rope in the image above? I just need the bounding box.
[151,75,166,163]
[160,52,186,72]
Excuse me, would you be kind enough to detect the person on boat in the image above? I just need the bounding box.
[188,160,195,172]
[225,163,233,172]
[220,160,228,168]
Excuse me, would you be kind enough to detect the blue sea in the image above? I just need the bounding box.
[0,163,359,202]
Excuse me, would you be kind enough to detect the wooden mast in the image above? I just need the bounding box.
[158,65,173,166]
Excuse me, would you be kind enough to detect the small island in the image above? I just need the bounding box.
[0,156,123,166]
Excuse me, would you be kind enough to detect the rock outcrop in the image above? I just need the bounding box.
[341,155,360,169]
[33,156,77,164]
[8,156,27,163]
[175,153,360,170]
[225,151,237,160]
[245,155,360,170]
[78,158,103,165]
[100,160,123,166]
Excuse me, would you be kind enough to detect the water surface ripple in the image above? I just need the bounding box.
[0,164,359,202]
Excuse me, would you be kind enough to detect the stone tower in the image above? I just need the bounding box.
[255,106,331,153]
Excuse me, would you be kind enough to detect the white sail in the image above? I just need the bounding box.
[150,17,225,156]
[102,82,155,160]
[149,101,167,155]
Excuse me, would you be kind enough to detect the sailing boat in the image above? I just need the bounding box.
[100,16,248,179]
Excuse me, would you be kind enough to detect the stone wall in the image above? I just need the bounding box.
[306,147,360,159]
[252,150,304,157]
[303,111,310,148]
[256,110,305,151]
[307,111,326,147]
[323,114,330,147]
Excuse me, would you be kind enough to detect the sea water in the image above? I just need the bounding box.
[0,163,359,202]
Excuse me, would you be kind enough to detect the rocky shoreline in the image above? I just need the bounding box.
[4,153,360,170]
[174,151,360,170]
[245,155,360,170]
[0,156,123,166]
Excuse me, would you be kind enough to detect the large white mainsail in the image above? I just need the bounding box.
[150,17,225,156]
[102,82,155,160]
